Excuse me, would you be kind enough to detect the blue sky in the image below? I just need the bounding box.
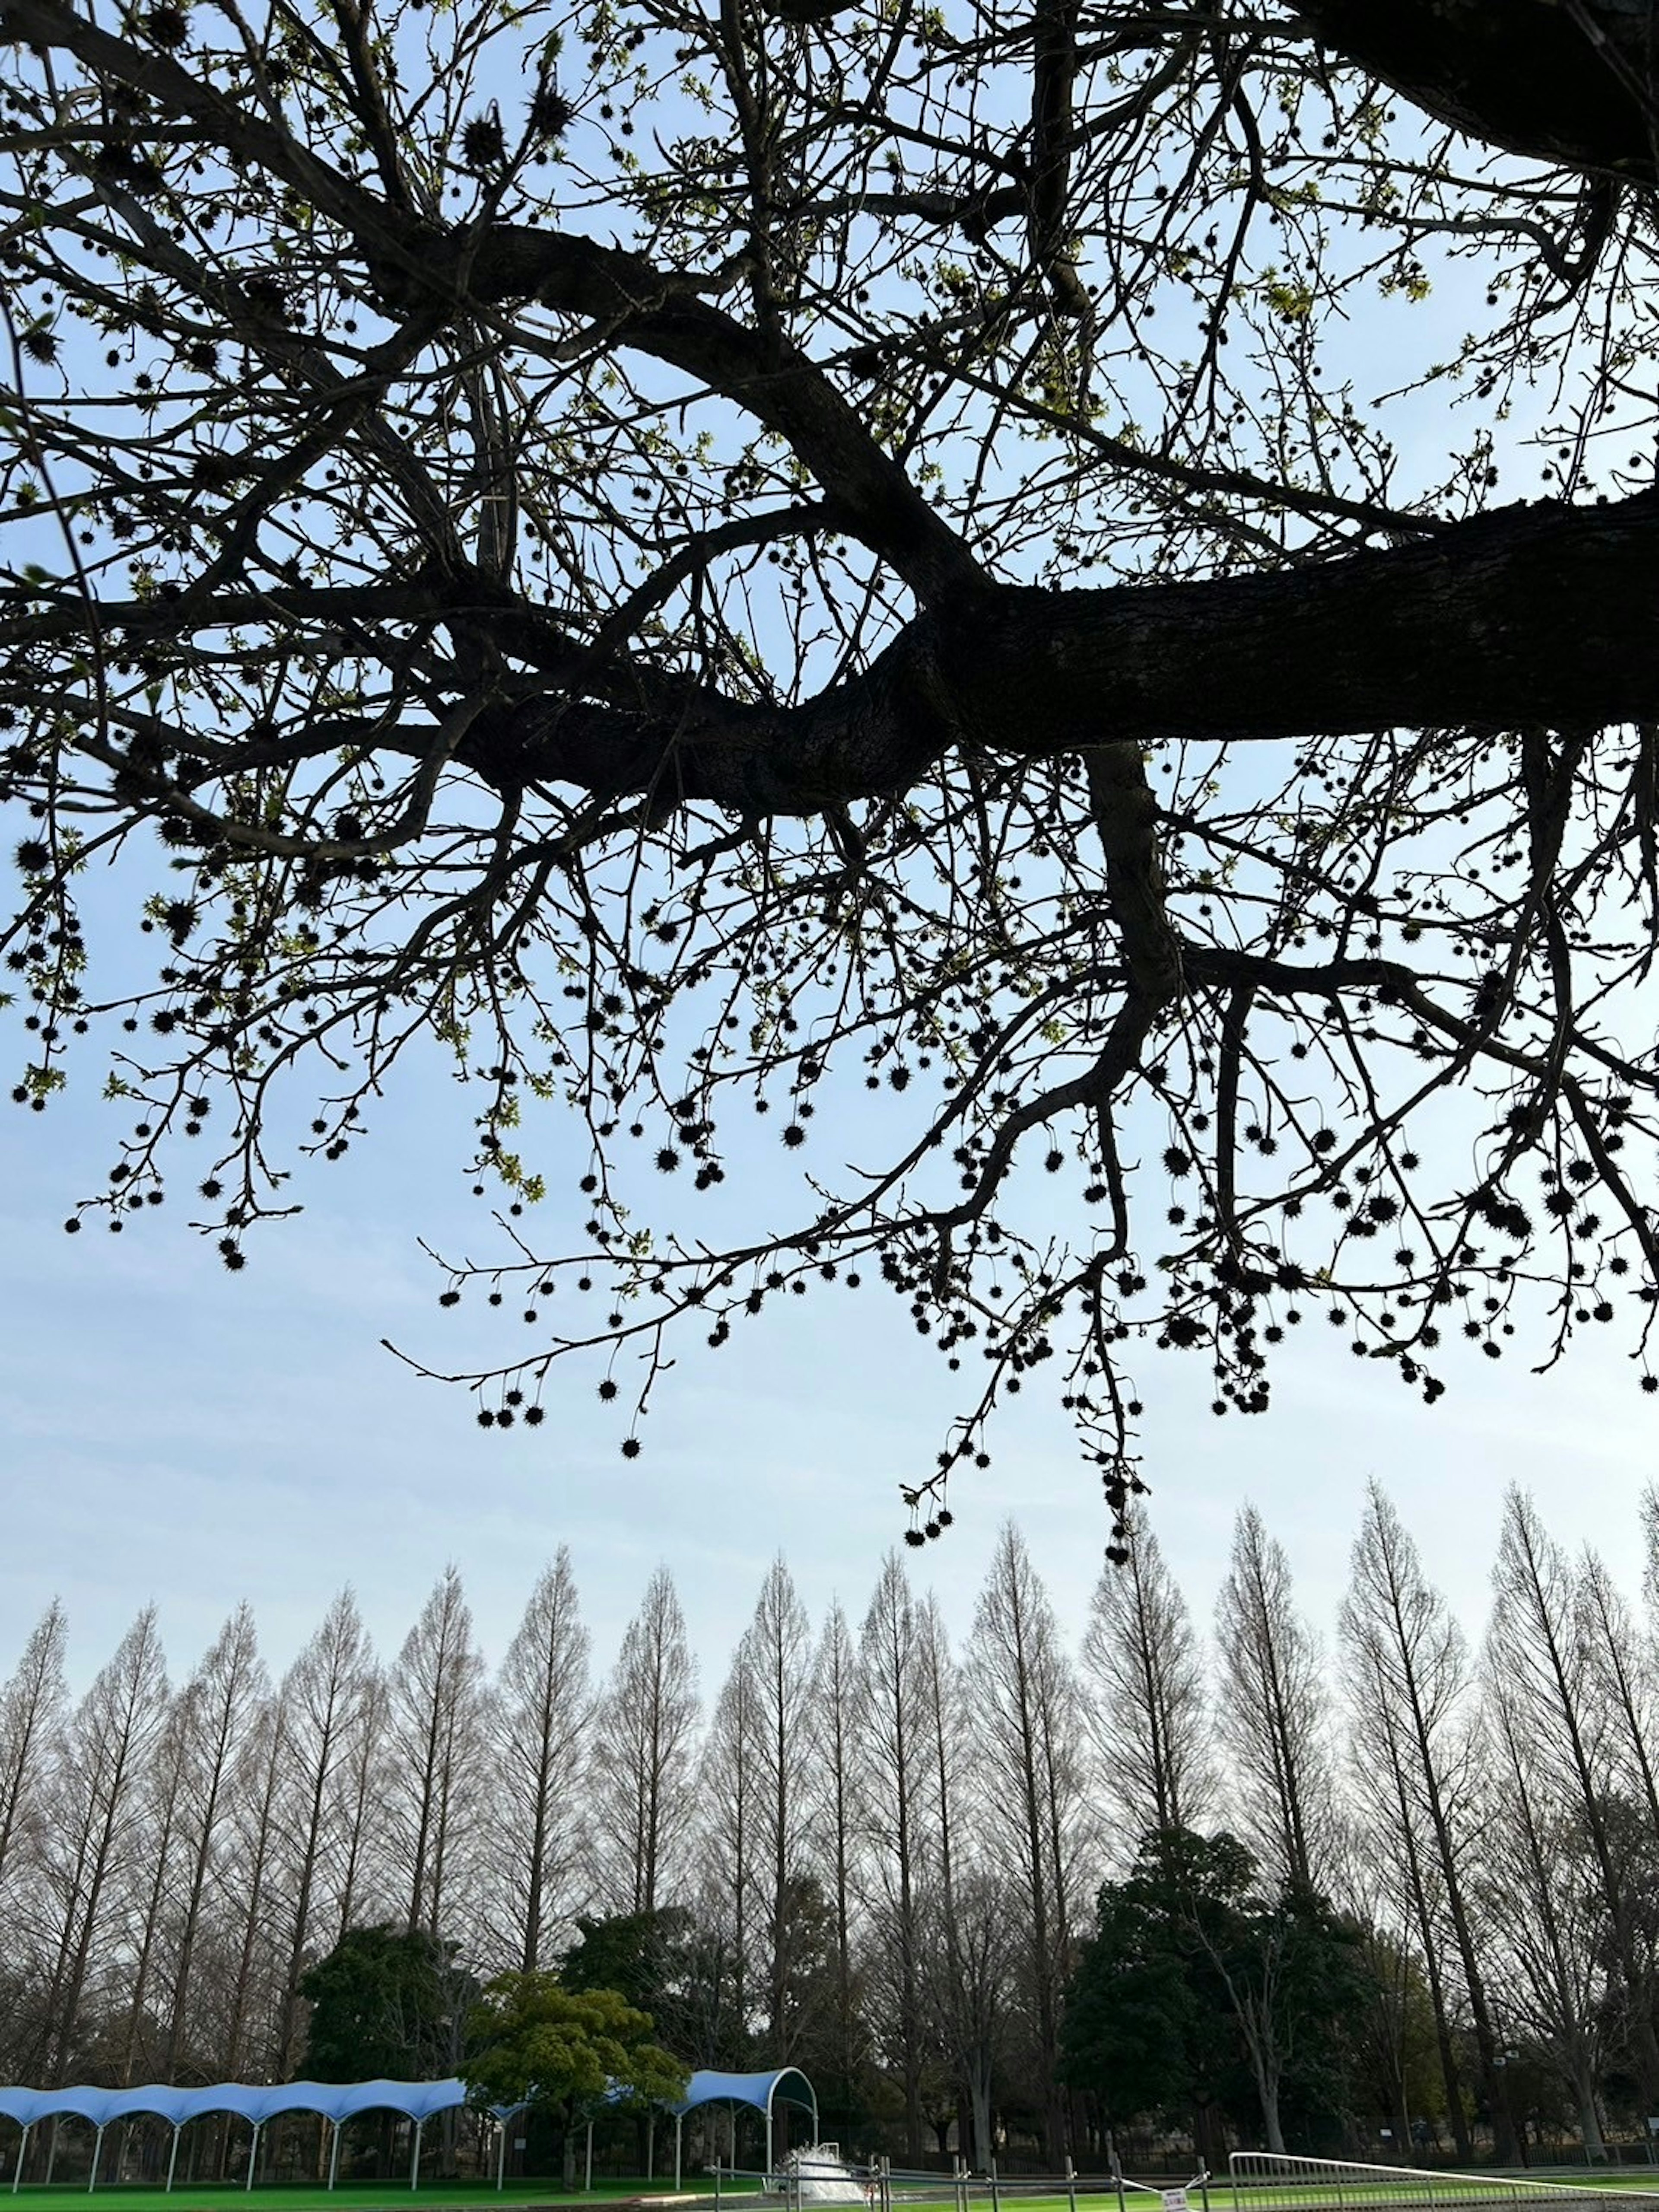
[1,1018,1649,1695]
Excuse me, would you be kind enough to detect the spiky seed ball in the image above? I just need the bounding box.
[461,111,505,169]
[143,4,189,42]
[20,327,57,365]
[13,839,48,872]
[530,88,574,138]
[240,274,288,323]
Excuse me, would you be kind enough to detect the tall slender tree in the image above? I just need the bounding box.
[1216,1506,1333,1893]
[807,1600,864,2132]
[162,1607,267,2079]
[915,1595,1002,2168]
[699,1645,760,2065]
[220,1694,288,2083]
[590,1568,699,1916]
[1487,1489,1659,2109]
[1338,1485,1502,2157]
[332,1665,391,1947]
[494,1550,591,1971]
[1577,1550,1659,1842]
[1478,1660,1610,2158]
[858,1554,932,2161]
[1081,1512,1213,1846]
[741,1558,817,2060]
[388,1566,488,1939]
[0,1602,67,1909]
[273,1589,376,2073]
[117,1693,190,2085]
[36,1608,168,2081]
[965,1525,1087,2162]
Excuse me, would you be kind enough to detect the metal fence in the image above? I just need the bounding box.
[711,2157,1215,2212]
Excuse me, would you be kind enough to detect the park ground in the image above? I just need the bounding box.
[10,2173,1659,2212]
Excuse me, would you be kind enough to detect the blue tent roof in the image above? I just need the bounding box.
[671,2069,816,2120]
[0,2067,816,2135]
[0,2080,472,2131]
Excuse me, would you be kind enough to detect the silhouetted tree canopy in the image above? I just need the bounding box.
[1061,1828,1373,2155]
[300,1923,475,2081]
[3,0,1658,1534]
[560,1907,699,2055]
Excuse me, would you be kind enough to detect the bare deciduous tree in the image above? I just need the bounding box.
[273,1588,375,2072]
[858,1554,932,2161]
[1216,1506,1333,1893]
[591,1567,699,1918]
[494,1548,591,1971]
[162,1606,267,2079]
[37,1608,167,2081]
[0,1602,67,1910]
[1081,1512,1213,1846]
[966,1526,1087,2161]
[740,1558,817,2059]
[806,1598,864,2125]
[387,1566,488,1940]
[1487,1489,1659,2110]
[1339,1486,1497,2158]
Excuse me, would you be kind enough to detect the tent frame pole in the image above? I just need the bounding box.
[496,2124,506,2196]
[676,2114,683,2193]
[88,2125,105,2196]
[166,2126,181,2194]
[410,2118,424,2193]
[246,2121,261,2193]
[329,2122,343,2192]
[585,2120,594,2193]
[11,2124,29,2196]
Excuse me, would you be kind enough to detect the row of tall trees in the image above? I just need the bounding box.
[2,1490,1658,2166]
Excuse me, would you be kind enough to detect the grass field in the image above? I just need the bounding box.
[0,2187,723,2212]
[6,2173,1659,2212]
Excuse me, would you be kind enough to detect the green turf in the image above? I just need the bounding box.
[8,2173,1659,2212]
[0,2182,751,2212]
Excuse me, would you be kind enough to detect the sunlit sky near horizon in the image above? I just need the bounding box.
[1,1019,1651,1698]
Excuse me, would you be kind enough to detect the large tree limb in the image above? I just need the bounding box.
[1284,0,1657,179]
[454,489,1659,810]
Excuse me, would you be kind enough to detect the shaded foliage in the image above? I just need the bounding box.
[300,1922,476,2082]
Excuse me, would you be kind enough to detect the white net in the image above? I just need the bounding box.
[1230,2154,1659,2212]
